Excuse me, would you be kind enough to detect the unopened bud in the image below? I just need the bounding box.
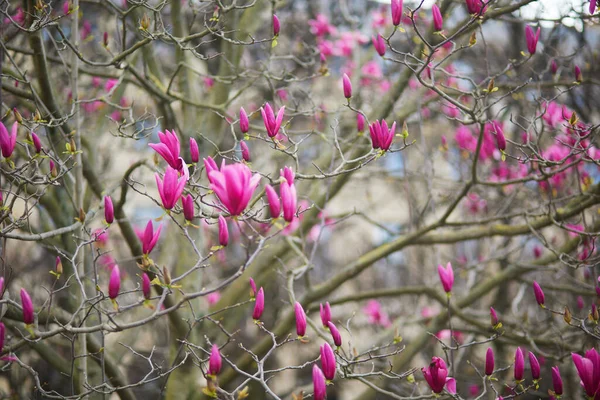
[69,138,77,153]
[162,266,171,285]
[140,13,150,30]
[78,208,86,223]
[103,31,109,47]
[563,306,572,324]
[34,109,42,122]
[469,31,477,47]
[55,256,63,275]
[13,108,23,124]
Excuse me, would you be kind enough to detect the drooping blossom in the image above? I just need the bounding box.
[525,25,541,54]
[209,162,260,216]
[320,343,336,381]
[422,356,449,393]
[294,302,307,337]
[369,120,396,151]
[438,262,454,293]
[20,288,34,325]
[155,166,187,210]
[0,122,18,158]
[260,103,285,138]
[208,344,222,376]
[108,265,121,299]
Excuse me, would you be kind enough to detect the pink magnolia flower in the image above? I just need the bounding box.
[372,34,386,57]
[308,14,337,36]
[533,281,545,306]
[31,132,42,154]
[273,15,280,36]
[20,288,34,325]
[189,138,199,163]
[363,300,391,327]
[141,220,162,255]
[0,121,18,158]
[320,343,336,380]
[252,287,264,320]
[105,78,118,92]
[369,119,396,151]
[181,194,195,222]
[108,265,121,299]
[280,167,297,222]
[317,38,335,58]
[422,356,449,393]
[342,73,353,99]
[466,0,486,14]
[264,184,281,218]
[209,162,260,216]
[104,196,114,224]
[432,4,443,31]
[155,166,187,210]
[260,103,285,138]
[320,302,332,327]
[206,292,220,305]
[485,348,495,375]
[312,365,327,400]
[551,366,563,395]
[142,273,151,299]
[525,25,541,54]
[218,215,229,246]
[328,321,342,347]
[391,0,403,25]
[529,352,541,381]
[438,262,454,293]
[357,114,365,132]
[149,130,183,171]
[571,349,600,398]
[239,141,250,162]
[239,107,249,133]
[294,302,307,337]
[208,344,222,376]
[514,347,525,381]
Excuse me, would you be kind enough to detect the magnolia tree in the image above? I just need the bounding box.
[0,0,599,398]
